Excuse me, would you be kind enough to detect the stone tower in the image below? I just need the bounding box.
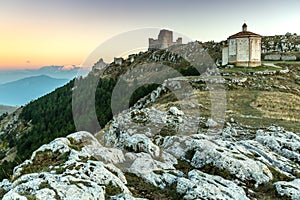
[149,29,182,50]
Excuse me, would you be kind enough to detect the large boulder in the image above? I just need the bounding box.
[177,170,249,200]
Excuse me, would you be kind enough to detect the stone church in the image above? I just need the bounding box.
[222,24,262,67]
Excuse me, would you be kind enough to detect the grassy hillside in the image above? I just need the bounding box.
[0,47,299,181]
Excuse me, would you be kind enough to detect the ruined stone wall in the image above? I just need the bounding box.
[261,34,300,61]
[149,38,161,50]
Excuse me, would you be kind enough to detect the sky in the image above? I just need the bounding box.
[1,0,299,70]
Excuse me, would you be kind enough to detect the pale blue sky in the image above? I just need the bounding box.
[1,0,299,69]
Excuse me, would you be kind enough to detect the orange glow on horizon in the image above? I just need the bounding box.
[0,16,113,70]
[0,30,93,70]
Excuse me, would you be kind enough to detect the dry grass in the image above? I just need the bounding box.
[251,91,300,122]
[152,90,212,117]
[226,90,300,132]
[152,89,300,133]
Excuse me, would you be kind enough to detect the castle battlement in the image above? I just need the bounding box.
[148,29,182,50]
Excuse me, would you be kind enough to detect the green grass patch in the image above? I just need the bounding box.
[153,170,165,175]
[17,150,69,179]
[246,166,293,200]
[70,180,92,189]
[269,167,293,182]
[174,160,193,175]
[68,137,84,151]
[200,163,235,180]
[24,195,37,200]
[105,181,122,198]
[249,182,290,200]
[158,125,178,137]
[125,172,183,200]
[0,188,8,199]
[39,181,51,190]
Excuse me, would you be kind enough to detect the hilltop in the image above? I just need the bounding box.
[0,42,299,199]
[201,33,300,64]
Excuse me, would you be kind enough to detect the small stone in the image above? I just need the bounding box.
[206,118,218,128]
[169,106,184,116]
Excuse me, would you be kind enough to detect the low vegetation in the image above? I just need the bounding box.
[17,150,69,179]
[125,172,183,200]
[252,91,300,122]
[105,181,122,198]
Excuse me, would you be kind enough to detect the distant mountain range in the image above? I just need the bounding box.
[0,75,69,106]
[0,105,18,115]
[0,65,88,84]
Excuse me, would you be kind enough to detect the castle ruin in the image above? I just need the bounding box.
[92,58,107,70]
[149,29,182,50]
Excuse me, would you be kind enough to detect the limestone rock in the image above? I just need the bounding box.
[177,170,249,200]
[205,118,218,128]
[111,194,147,200]
[0,132,139,200]
[2,94,300,199]
[190,139,272,186]
[255,128,300,163]
[169,106,184,116]
[275,179,300,200]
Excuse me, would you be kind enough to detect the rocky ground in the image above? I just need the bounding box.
[0,102,299,199]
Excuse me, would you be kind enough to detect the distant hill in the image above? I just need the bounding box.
[0,65,88,84]
[0,75,69,106]
[0,105,18,115]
